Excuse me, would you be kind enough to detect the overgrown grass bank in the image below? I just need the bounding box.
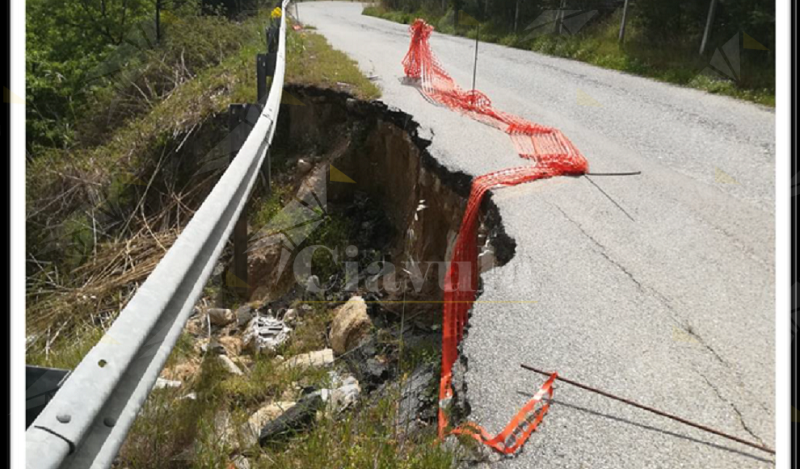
[363,5,774,106]
[26,17,382,367]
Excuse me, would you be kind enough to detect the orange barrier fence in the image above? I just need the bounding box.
[402,19,588,454]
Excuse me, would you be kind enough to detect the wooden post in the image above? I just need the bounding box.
[618,0,630,43]
[699,0,719,55]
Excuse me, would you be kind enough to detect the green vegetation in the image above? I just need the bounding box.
[115,308,459,469]
[260,391,457,469]
[26,1,383,358]
[286,29,381,100]
[363,0,775,105]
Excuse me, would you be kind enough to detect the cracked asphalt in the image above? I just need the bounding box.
[297,2,775,467]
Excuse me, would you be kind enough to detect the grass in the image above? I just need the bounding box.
[113,296,459,468]
[286,26,381,100]
[362,6,774,106]
[256,390,457,469]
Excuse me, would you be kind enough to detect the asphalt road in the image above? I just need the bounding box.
[298,3,776,467]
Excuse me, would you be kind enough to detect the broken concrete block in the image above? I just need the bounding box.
[242,316,291,354]
[280,349,334,370]
[154,378,182,390]
[330,376,361,413]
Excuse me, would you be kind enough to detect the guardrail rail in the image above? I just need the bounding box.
[25,2,291,467]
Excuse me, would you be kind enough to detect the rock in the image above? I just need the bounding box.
[279,349,334,370]
[219,355,243,376]
[282,308,298,326]
[214,410,236,447]
[235,304,255,329]
[365,356,389,383]
[299,304,313,315]
[242,316,291,354]
[179,392,197,401]
[395,364,437,432]
[246,401,296,445]
[329,376,361,413]
[296,158,312,174]
[259,393,324,445]
[154,378,182,390]
[330,296,372,355]
[208,308,235,327]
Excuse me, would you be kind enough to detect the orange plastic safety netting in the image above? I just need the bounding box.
[402,19,588,454]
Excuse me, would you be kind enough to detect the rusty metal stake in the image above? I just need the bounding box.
[520,364,775,455]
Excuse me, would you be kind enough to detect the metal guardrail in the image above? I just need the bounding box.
[25,2,290,467]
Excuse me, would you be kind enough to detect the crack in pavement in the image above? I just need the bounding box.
[696,369,766,446]
[548,200,733,366]
[548,199,770,417]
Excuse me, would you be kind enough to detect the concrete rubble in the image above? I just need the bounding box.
[242,315,291,354]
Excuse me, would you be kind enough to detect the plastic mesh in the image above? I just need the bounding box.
[402,19,588,454]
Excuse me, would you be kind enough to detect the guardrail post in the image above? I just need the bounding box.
[257,54,273,191]
[257,54,268,106]
[258,21,279,190]
[229,104,251,298]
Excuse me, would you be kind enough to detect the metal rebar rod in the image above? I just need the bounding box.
[585,171,642,176]
[471,23,479,104]
[520,364,775,455]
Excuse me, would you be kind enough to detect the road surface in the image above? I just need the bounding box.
[298,3,776,468]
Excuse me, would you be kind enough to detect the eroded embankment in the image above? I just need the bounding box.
[244,85,520,425]
[120,86,522,467]
[252,85,516,300]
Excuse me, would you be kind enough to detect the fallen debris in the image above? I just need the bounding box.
[208,308,235,327]
[259,393,324,445]
[246,401,297,446]
[154,378,182,390]
[280,348,334,370]
[329,375,361,414]
[218,355,243,376]
[330,296,372,355]
[235,304,256,329]
[242,316,291,354]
